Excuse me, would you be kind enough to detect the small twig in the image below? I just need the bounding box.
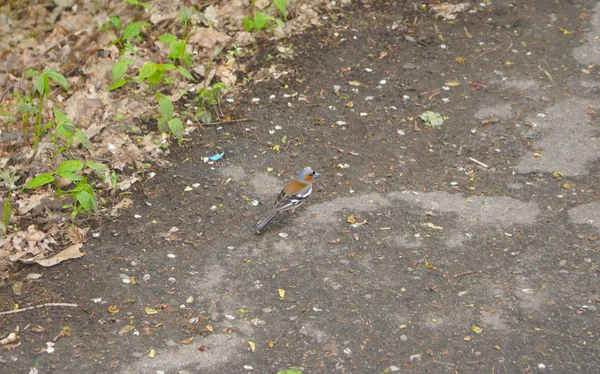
[193,118,251,127]
[453,270,474,278]
[469,157,488,168]
[0,303,78,316]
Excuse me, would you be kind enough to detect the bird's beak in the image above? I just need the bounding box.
[315,172,321,178]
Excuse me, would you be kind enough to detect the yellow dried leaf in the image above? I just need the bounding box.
[455,57,466,64]
[464,336,473,341]
[426,222,443,230]
[505,61,514,65]
[247,341,256,352]
[347,215,356,224]
[563,183,572,189]
[182,336,194,345]
[494,345,501,350]
[445,81,460,87]
[425,259,437,270]
[552,172,563,179]
[108,305,120,314]
[349,81,361,86]
[148,349,156,357]
[204,325,214,332]
[272,144,280,152]
[267,338,278,349]
[186,295,194,303]
[278,288,286,300]
[119,325,135,335]
[145,306,158,315]
[329,238,341,244]
[471,325,483,334]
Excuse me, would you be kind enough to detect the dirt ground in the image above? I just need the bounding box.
[2,0,600,373]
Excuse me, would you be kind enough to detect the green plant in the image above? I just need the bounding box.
[157,6,196,80]
[136,62,176,87]
[52,108,92,156]
[22,160,106,217]
[59,178,98,218]
[100,16,150,55]
[0,198,12,237]
[124,0,152,10]
[108,57,135,91]
[156,95,184,144]
[195,82,228,123]
[243,0,287,32]
[14,69,69,147]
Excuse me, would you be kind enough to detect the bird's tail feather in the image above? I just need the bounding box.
[254,210,279,233]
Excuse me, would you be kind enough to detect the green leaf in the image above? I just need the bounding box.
[274,0,287,19]
[75,190,94,212]
[158,34,178,44]
[168,118,184,143]
[156,63,175,72]
[182,53,192,68]
[276,370,302,374]
[25,69,39,79]
[177,66,194,81]
[57,122,76,138]
[52,108,71,125]
[168,40,185,60]
[122,22,149,41]
[46,70,69,91]
[86,161,108,171]
[34,74,46,96]
[74,129,93,151]
[110,15,121,30]
[243,16,254,32]
[56,171,83,182]
[139,63,157,79]
[111,171,118,190]
[23,173,54,189]
[107,79,128,91]
[56,159,84,173]
[112,61,128,81]
[122,23,141,40]
[43,74,50,98]
[3,199,12,223]
[254,12,267,30]
[158,96,173,119]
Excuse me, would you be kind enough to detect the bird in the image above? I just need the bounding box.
[254,167,320,233]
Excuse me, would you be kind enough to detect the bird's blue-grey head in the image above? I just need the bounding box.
[296,167,320,183]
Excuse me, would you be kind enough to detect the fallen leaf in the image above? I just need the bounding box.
[247,341,256,352]
[108,305,120,314]
[182,336,194,345]
[425,259,437,270]
[119,325,135,335]
[278,288,286,300]
[425,222,443,230]
[267,338,278,349]
[471,325,483,334]
[329,238,341,244]
[34,244,85,267]
[145,306,159,315]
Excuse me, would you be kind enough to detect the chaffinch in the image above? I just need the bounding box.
[254,167,320,233]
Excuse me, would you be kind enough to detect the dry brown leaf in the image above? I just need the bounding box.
[68,225,89,244]
[34,243,84,267]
